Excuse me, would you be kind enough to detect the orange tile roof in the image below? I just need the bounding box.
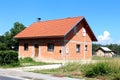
[14,16,97,41]
[14,16,83,38]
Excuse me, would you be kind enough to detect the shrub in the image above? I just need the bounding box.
[0,50,19,65]
[20,57,34,63]
[82,62,111,77]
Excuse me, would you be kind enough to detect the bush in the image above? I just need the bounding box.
[0,50,19,65]
[82,62,111,77]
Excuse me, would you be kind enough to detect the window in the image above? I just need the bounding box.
[74,27,77,35]
[47,43,54,52]
[85,45,88,51]
[76,44,80,53]
[24,43,28,51]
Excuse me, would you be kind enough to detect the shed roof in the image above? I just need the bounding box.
[99,47,112,52]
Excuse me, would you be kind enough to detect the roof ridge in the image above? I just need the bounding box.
[34,16,84,23]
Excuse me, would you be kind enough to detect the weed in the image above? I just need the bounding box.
[20,57,34,63]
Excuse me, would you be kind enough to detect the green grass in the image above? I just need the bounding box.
[33,62,84,79]
[32,58,120,80]
[92,56,113,60]
[0,62,20,68]
[92,55,120,60]
[0,57,53,68]
[20,57,50,67]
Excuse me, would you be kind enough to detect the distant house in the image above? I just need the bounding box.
[96,47,115,57]
[14,16,97,61]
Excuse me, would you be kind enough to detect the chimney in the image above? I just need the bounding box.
[37,18,41,22]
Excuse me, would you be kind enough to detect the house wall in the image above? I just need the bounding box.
[19,38,64,60]
[19,22,93,60]
[19,40,33,58]
[96,50,105,57]
[39,39,63,60]
[64,22,92,60]
[96,50,113,57]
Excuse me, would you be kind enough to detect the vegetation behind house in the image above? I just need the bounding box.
[92,43,120,55]
[0,22,26,51]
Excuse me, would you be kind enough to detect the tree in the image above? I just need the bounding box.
[107,44,120,55]
[92,44,101,55]
[0,36,7,50]
[92,43,120,55]
[10,22,26,37]
[4,22,26,50]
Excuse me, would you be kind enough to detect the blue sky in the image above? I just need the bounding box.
[0,0,120,44]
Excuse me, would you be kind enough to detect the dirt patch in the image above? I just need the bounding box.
[70,71,82,76]
[52,74,65,77]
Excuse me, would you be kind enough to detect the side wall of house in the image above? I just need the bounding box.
[19,40,33,58]
[96,50,113,57]
[39,38,63,60]
[18,38,64,60]
[96,50,105,57]
[64,22,92,60]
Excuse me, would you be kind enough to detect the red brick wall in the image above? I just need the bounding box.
[19,38,64,59]
[19,40,33,58]
[19,23,92,60]
[64,23,92,60]
[39,40,63,60]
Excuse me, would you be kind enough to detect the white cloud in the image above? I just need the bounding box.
[97,31,112,44]
[117,40,120,44]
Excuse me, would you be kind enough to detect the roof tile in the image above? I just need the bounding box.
[14,16,83,38]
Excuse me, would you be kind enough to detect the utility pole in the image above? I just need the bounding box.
[82,27,86,61]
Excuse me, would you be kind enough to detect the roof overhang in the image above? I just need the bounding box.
[14,35,64,39]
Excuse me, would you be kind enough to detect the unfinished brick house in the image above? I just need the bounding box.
[14,16,97,61]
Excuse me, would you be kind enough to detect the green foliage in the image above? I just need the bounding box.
[0,42,7,50]
[0,22,26,51]
[81,60,120,79]
[107,44,120,55]
[20,57,34,63]
[92,44,102,55]
[0,50,19,65]
[92,56,112,60]
[20,57,51,66]
[0,36,7,50]
[10,22,26,37]
[112,73,120,80]
[92,43,120,55]
[60,63,81,72]
[33,60,120,79]
[33,59,120,79]
[83,62,111,77]
[34,62,82,79]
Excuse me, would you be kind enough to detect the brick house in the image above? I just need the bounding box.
[14,16,97,61]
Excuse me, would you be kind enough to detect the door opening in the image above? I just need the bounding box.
[34,44,39,57]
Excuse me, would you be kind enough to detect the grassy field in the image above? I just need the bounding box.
[32,56,120,80]
[92,55,120,60]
